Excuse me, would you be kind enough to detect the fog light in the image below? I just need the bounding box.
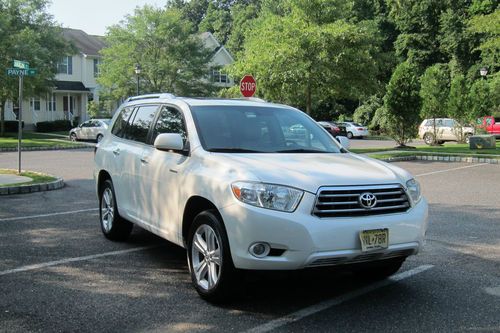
[249,242,271,258]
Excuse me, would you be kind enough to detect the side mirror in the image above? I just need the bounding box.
[154,133,184,152]
[337,136,350,149]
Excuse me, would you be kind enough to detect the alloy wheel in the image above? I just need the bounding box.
[100,187,114,233]
[191,224,222,291]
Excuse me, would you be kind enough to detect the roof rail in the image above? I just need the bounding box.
[125,93,176,103]
[231,97,267,103]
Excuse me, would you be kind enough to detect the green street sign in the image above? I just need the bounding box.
[13,60,29,70]
[6,68,36,76]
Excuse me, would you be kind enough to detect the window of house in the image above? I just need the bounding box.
[57,56,73,74]
[30,98,41,111]
[93,58,100,77]
[212,70,228,83]
[46,94,56,111]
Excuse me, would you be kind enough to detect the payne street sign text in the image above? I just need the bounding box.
[6,68,36,76]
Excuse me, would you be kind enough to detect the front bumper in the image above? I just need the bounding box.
[220,193,428,270]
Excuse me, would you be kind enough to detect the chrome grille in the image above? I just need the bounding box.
[313,184,410,218]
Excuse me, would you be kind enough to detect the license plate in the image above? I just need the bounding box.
[359,229,389,252]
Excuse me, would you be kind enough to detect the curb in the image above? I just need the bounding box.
[0,177,64,195]
[0,145,93,152]
[379,154,499,164]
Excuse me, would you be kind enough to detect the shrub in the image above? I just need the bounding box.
[3,120,25,132]
[35,120,73,132]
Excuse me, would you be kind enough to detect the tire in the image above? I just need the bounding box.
[423,133,434,145]
[187,210,238,303]
[96,134,103,143]
[354,257,406,281]
[70,133,77,142]
[99,179,133,241]
[465,133,472,144]
[347,132,354,139]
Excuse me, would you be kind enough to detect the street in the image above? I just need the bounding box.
[0,150,499,332]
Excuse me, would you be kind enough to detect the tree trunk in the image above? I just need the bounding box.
[0,99,5,137]
[305,83,312,115]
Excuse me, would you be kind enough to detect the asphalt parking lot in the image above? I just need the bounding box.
[0,150,499,333]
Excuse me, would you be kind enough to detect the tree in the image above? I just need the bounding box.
[468,8,500,74]
[469,78,492,120]
[0,0,72,136]
[229,0,380,115]
[419,63,450,144]
[353,95,382,128]
[448,73,472,141]
[383,61,421,146]
[98,6,215,100]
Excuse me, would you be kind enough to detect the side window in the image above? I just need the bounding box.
[111,107,134,138]
[152,106,187,144]
[126,105,158,143]
[444,119,454,127]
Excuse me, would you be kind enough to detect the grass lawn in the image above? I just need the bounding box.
[352,141,500,157]
[0,131,83,149]
[0,169,57,187]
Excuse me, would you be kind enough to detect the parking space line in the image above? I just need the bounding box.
[415,163,489,178]
[0,245,159,276]
[243,265,434,333]
[0,208,99,222]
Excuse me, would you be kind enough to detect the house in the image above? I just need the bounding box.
[201,32,235,88]
[4,28,105,128]
[4,29,234,128]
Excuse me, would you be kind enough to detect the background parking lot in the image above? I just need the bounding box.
[0,150,499,332]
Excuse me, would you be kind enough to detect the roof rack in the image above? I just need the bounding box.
[231,97,267,103]
[125,93,175,103]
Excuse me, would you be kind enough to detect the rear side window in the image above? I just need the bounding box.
[111,107,134,138]
[126,105,159,144]
[152,106,187,144]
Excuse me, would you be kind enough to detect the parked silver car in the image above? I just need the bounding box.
[69,119,110,142]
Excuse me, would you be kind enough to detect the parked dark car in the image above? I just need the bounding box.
[318,121,346,137]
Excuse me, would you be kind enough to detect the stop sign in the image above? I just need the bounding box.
[240,75,256,97]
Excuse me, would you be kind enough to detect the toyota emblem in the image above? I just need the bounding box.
[359,192,377,209]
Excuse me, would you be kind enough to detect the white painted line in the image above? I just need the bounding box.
[0,208,98,222]
[244,265,434,333]
[415,163,488,178]
[0,246,158,276]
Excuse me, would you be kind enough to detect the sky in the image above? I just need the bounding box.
[47,0,167,36]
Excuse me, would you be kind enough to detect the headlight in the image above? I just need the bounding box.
[231,181,304,212]
[406,178,421,204]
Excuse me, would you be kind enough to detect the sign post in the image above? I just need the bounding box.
[7,60,37,174]
[240,75,256,98]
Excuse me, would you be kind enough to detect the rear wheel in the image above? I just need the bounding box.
[187,210,238,303]
[347,132,354,139]
[465,133,472,144]
[99,179,133,241]
[423,133,434,145]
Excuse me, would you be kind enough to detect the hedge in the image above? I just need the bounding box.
[3,121,25,132]
[36,120,73,132]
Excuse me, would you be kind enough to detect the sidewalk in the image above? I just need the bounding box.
[0,173,32,186]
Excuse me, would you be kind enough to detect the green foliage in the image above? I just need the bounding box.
[87,101,99,119]
[353,95,382,128]
[35,120,73,132]
[469,78,493,119]
[0,0,72,136]
[98,6,215,100]
[383,61,422,146]
[420,63,450,121]
[448,73,473,126]
[229,1,381,115]
[468,9,500,71]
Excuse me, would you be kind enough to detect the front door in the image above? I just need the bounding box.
[63,96,74,120]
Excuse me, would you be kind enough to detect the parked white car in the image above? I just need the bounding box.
[94,94,428,302]
[418,118,474,145]
[338,122,369,139]
[70,119,110,142]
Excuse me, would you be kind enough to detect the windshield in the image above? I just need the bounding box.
[191,105,342,153]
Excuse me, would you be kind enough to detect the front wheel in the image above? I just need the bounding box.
[423,133,434,145]
[70,133,77,142]
[347,132,354,139]
[465,133,472,144]
[187,210,238,303]
[96,134,103,143]
[99,179,133,241]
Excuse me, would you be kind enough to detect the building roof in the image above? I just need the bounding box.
[62,28,106,57]
[54,81,90,92]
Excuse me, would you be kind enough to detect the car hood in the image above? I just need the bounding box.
[209,152,410,193]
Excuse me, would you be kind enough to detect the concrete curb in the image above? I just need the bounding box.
[0,177,64,196]
[379,154,499,164]
[0,145,93,152]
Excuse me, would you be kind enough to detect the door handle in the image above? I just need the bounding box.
[140,157,149,164]
[112,149,120,156]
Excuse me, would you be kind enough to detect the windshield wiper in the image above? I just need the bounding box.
[207,148,265,153]
[275,149,330,153]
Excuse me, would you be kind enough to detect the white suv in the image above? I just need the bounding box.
[94,94,428,302]
[419,118,475,145]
